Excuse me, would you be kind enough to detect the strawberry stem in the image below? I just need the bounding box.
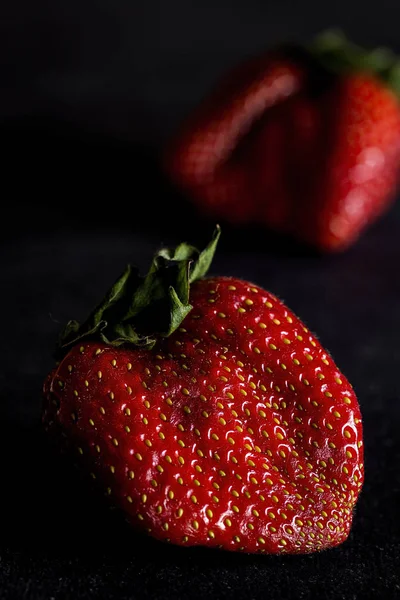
[309,30,400,98]
[55,226,221,358]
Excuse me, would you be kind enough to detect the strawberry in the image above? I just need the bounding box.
[43,227,364,554]
[164,32,400,251]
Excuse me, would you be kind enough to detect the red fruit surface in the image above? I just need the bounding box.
[166,54,306,226]
[299,74,400,250]
[165,49,400,251]
[43,276,364,554]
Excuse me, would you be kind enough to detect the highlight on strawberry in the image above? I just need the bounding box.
[164,31,400,252]
[43,227,364,554]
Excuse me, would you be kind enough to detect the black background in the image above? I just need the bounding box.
[1,1,400,598]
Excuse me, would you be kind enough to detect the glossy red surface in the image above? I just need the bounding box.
[43,276,363,554]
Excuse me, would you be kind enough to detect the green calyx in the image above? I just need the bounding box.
[55,226,221,359]
[309,30,400,97]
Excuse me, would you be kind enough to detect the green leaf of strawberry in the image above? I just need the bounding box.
[310,29,400,87]
[44,228,364,554]
[56,226,221,356]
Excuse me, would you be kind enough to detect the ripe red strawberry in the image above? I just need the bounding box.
[43,227,364,554]
[164,32,400,251]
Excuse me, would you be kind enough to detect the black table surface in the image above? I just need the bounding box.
[1,187,400,599]
[2,0,400,597]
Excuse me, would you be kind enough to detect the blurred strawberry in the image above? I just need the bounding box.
[165,32,400,251]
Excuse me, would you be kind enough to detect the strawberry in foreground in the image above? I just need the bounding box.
[164,31,400,251]
[43,227,364,553]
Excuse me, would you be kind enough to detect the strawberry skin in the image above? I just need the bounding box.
[43,241,364,554]
[299,73,400,250]
[166,54,306,227]
[164,36,400,251]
